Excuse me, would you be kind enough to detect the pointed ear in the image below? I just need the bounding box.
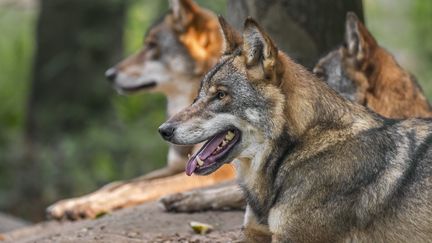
[345,12,378,64]
[218,16,242,54]
[243,18,278,78]
[169,0,199,32]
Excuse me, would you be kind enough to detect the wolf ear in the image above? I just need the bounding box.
[169,0,198,32]
[242,18,279,79]
[218,16,242,54]
[345,12,378,64]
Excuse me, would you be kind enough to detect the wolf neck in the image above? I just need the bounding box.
[238,53,380,174]
[237,53,382,223]
[278,53,378,140]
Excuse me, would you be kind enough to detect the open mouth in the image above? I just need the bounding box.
[186,129,241,176]
[118,81,157,93]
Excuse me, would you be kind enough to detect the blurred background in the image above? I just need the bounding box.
[0,0,431,222]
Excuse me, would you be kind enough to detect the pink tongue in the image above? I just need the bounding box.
[185,132,227,176]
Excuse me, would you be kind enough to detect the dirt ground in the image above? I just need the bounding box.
[0,202,244,243]
[0,213,29,233]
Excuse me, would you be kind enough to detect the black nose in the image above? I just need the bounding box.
[159,124,176,140]
[105,68,117,82]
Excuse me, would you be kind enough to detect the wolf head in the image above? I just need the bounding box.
[158,17,318,176]
[105,0,222,97]
[313,12,378,103]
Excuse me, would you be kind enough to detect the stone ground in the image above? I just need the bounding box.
[0,212,29,234]
[0,202,244,243]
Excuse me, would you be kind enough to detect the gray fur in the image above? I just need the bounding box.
[160,17,432,242]
[314,50,358,102]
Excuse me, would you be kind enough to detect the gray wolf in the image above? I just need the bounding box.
[159,17,432,242]
[46,0,236,220]
[160,11,432,215]
[314,12,432,119]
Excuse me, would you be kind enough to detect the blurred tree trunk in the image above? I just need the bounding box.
[227,0,364,68]
[26,0,127,141]
[18,0,127,221]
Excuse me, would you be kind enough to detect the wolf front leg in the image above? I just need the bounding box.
[46,164,236,220]
[241,206,272,243]
[160,182,245,212]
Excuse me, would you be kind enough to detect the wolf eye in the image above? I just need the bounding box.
[147,41,157,49]
[315,70,327,80]
[216,91,226,100]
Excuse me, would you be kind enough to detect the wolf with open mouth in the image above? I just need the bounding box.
[46,0,239,221]
[160,17,432,242]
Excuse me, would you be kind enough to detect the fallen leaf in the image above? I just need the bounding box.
[95,212,108,219]
[189,221,214,235]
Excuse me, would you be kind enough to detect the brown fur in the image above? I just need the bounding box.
[160,17,432,242]
[46,0,237,220]
[314,13,432,119]
[235,18,432,243]
[48,165,235,220]
[171,8,222,74]
[159,12,432,216]
[359,47,431,118]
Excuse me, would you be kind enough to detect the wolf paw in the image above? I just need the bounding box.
[159,191,206,212]
[46,198,107,220]
[159,185,245,212]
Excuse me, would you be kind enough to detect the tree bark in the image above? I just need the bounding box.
[18,0,127,221]
[227,0,364,68]
[26,0,127,142]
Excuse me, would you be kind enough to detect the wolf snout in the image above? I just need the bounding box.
[105,68,117,82]
[159,123,176,141]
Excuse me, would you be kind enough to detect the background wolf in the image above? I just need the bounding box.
[46,0,237,220]
[160,17,432,242]
[314,12,432,119]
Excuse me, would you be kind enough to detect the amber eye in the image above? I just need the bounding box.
[216,91,226,99]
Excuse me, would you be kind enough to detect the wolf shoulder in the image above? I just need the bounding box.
[271,117,432,242]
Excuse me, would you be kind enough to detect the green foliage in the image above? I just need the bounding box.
[2,0,429,221]
[0,6,36,209]
[195,0,227,14]
[412,0,432,95]
[0,0,227,220]
[0,8,35,143]
[413,0,432,55]
[364,0,432,97]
